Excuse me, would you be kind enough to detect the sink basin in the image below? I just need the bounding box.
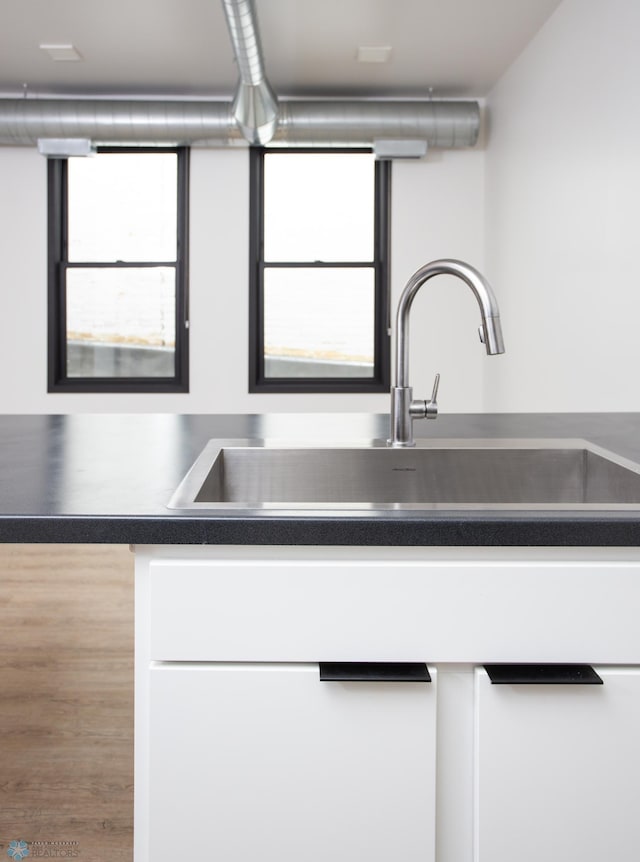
[168,438,640,512]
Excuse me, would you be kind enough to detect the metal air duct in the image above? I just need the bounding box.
[0,0,482,151]
[0,98,240,147]
[221,0,278,144]
[275,100,479,149]
[0,97,479,149]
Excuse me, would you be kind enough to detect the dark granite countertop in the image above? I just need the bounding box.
[3,412,640,546]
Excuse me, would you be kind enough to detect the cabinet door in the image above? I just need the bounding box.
[148,663,437,862]
[475,667,640,862]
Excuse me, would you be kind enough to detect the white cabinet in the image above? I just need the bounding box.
[475,666,640,862]
[148,663,437,862]
[134,546,640,862]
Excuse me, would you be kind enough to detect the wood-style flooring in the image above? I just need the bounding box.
[0,544,134,861]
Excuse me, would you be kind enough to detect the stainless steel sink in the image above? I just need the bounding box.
[168,438,640,512]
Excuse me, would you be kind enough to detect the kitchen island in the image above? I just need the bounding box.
[3,412,640,862]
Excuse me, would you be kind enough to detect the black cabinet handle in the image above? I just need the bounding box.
[483,664,603,685]
[319,662,431,682]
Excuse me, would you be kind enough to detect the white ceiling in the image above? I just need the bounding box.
[1,0,563,100]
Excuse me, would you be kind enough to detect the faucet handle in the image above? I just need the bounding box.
[409,373,440,420]
[426,372,440,418]
[430,372,440,403]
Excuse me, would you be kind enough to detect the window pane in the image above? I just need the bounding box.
[264,268,374,378]
[264,153,374,262]
[66,267,176,378]
[67,152,178,262]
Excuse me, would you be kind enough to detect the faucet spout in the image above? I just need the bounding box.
[389,259,505,447]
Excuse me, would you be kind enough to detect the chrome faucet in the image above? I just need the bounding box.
[388,259,505,447]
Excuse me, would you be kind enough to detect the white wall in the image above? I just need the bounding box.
[0,142,486,413]
[0,147,48,412]
[391,146,487,414]
[484,0,640,411]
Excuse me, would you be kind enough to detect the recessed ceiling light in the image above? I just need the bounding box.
[39,43,83,62]
[357,46,392,64]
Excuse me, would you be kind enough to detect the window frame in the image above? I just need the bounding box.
[249,146,391,393]
[47,145,190,393]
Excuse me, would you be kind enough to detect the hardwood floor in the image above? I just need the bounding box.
[0,544,134,861]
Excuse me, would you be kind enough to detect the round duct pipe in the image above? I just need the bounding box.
[0,99,240,147]
[275,100,480,149]
[0,97,480,149]
[221,0,279,145]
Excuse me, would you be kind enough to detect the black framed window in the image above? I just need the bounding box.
[249,147,390,392]
[48,146,189,392]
